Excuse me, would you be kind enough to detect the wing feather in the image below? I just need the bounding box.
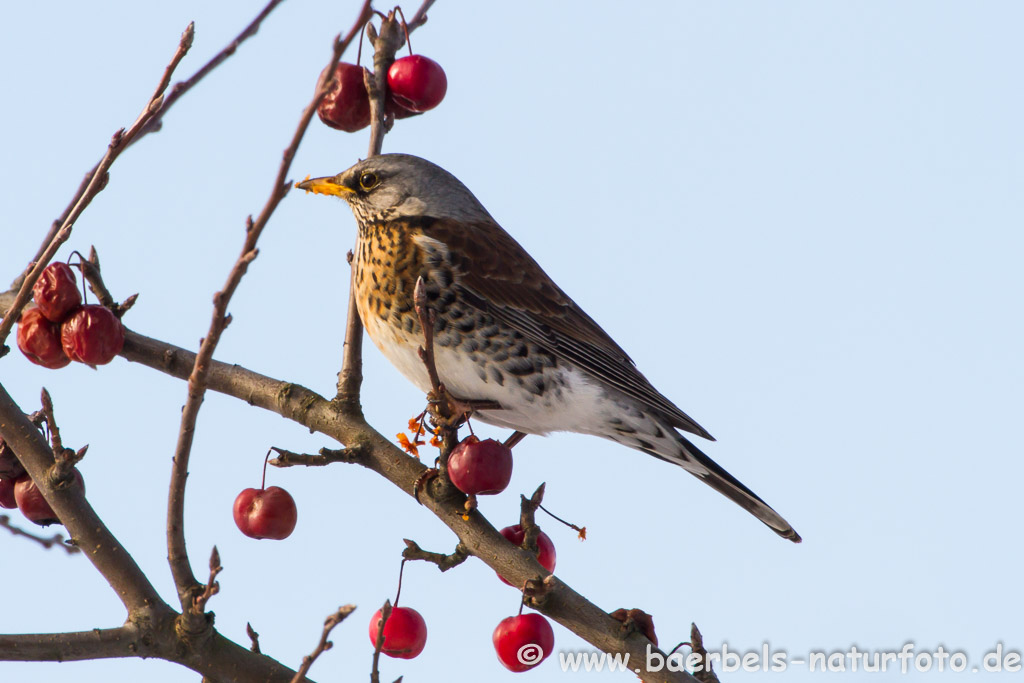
[423,218,714,441]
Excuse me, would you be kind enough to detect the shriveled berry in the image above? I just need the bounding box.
[317,62,371,132]
[60,304,124,366]
[17,308,71,369]
[32,262,81,322]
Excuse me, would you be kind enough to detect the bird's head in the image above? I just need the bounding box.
[296,153,492,225]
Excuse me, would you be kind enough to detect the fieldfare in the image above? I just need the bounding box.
[298,154,800,542]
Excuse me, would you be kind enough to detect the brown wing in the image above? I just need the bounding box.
[424,218,715,441]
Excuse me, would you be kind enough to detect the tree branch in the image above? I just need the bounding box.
[0,514,80,555]
[0,626,152,662]
[112,326,694,682]
[0,384,169,620]
[290,605,356,683]
[0,23,195,354]
[166,1,372,614]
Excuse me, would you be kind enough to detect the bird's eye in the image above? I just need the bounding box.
[358,172,379,191]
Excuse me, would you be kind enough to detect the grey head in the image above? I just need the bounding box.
[298,153,494,225]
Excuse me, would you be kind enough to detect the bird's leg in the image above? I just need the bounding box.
[503,430,528,449]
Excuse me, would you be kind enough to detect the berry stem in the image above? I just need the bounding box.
[68,250,89,303]
[395,6,413,55]
[394,557,407,607]
[538,503,586,537]
[261,448,272,490]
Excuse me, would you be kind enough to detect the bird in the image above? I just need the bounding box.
[297,154,800,542]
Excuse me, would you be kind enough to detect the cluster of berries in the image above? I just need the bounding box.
[317,52,447,132]
[17,262,124,369]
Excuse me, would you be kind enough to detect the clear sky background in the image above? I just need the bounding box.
[2,1,1022,681]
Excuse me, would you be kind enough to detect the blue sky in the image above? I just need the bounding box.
[2,1,1022,681]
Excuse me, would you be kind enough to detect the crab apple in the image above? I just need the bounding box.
[0,479,16,509]
[447,436,513,495]
[497,524,557,586]
[493,613,554,672]
[60,304,125,366]
[32,262,81,322]
[387,55,447,112]
[17,308,71,369]
[368,606,427,659]
[317,62,371,132]
[14,469,85,526]
[233,486,297,540]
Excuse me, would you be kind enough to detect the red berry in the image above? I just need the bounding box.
[14,469,85,526]
[368,606,427,659]
[497,524,557,586]
[60,304,124,366]
[493,613,554,672]
[448,436,513,495]
[17,308,71,369]
[387,55,447,113]
[317,62,371,132]
[233,486,297,540]
[0,478,17,509]
[32,262,82,322]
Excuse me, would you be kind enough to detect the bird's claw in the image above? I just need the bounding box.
[413,467,440,503]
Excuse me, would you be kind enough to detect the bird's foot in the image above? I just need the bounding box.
[413,467,439,503]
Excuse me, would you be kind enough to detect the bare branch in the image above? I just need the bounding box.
[290,605,356,683]
[166,4,372,612]
[0,384,167,616]
[0,514,80,555]
[130,0,286,146]
[191,546,223,615]
[268,446,364,468]
[0,626,150,662]
[401,538,470,571]
[369,600,393,683]
[0,23,195,353]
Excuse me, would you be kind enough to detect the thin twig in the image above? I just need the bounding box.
[405,0,436,31]
[166,4,372,613]
[129,0,287,147]
[0,23,195,353]
[519,483,546,556]
[290,605,356,683]
[268,445,363,468]
[0,515,80,555]
[369,600,393,683]
[689,623,720,683]
[336,0,433,407]
[245,623,261,654]
[191,546,223,615]
[413,277,442,395]
[0,383,167,615]
[401,538,470,571]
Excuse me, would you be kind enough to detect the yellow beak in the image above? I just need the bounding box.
[295,175,353,198]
